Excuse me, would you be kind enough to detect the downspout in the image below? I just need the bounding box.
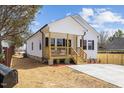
[82,31,87,48]
[39,29,44,58]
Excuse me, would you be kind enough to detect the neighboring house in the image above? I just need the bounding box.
[106,38,124,51]
[2,40,9,48]
[26,15,99,65]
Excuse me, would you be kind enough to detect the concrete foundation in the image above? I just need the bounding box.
[48,59,53,65]
[27,54,43,62]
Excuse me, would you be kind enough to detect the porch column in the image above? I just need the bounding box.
[66,34,69,56]
[65,33,70,64]
[48,32,53,65]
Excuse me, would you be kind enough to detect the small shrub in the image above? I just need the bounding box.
[0,53,5,62]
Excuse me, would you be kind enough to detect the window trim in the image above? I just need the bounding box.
[88,40,94,50]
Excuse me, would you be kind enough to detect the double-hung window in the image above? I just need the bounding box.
[57,39,65,46]
[45,37,55,46]
[88,40,94,50]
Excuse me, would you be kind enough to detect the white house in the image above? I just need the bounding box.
[26,15,99,65]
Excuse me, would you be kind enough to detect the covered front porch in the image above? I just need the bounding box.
[42,31,87,65]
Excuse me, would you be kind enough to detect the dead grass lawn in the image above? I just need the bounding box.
[11,57,118,88]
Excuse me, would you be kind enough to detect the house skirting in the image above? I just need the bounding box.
[27,54,43,62]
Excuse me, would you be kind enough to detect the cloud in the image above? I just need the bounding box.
[79,8,124,36]
[66,12,71,16]
[79,8,124,25]
[93,11,124,25]
[31,21,40,26]
[30,20,41,32]
[79,8,94,21]
[94,8,110,14]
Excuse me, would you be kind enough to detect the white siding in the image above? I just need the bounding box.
[76,30,98,59]
[48,17,85,35]
[26,15,99,59]
[26,31,42,57]
[84,31,98,59]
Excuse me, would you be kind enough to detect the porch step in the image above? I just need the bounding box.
[72,56,86,65]
[42,57,48,64]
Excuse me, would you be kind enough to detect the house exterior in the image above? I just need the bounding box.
[26,15,99,65]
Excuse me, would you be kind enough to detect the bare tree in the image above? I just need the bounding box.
[108,29,124,42]
[0,5,41,52]
[98,31,108,50]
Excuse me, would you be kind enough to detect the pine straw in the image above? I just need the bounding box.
[11,57,118,88]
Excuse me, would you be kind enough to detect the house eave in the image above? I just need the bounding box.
[26,24,48,41]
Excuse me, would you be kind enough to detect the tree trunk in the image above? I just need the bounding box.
[0,39,2,53]
[0,33,2,53]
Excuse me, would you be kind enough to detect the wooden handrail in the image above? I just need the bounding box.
[70,47,79,56]
[77,47,87,60]
[70,47,80,64]
[51,46,70,48]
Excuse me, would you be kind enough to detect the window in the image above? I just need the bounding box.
[57,39,65,46]
[39,41,42,50]
[31,42,33,50]
[83,40,87,50]
[51,38,55,46]
[45,37,48,47]
[80,39,82,47]
[63,39,66,46]
[88,40,94,50]
[45,37,55,46]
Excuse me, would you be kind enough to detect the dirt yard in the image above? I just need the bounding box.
[11,57,118,88]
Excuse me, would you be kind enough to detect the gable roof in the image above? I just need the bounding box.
[106,38,124,50]
[27,14,99,41]
[71,15,99,36]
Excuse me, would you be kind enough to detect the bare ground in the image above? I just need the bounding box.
[11,57,118,88]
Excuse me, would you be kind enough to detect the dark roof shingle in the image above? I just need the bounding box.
[106,38,124,50]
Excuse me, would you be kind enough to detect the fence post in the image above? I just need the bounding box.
[106,52,108,64]
[121,54,123,65]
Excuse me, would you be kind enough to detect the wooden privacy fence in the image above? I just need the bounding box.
[97,51,124,65]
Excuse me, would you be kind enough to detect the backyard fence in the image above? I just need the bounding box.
[97,51,124,65]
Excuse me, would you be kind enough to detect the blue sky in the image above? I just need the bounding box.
[30,5,124,36]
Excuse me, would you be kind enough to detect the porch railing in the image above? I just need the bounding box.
[51,46,67,57]
[77,47,87,60]
[44,46,87,64]
[70,47,80,64]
